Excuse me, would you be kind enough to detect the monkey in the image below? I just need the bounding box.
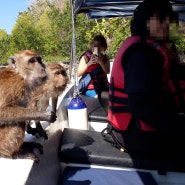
[8,58,69,139]
[0,50,57,162]
[26,62,69,139]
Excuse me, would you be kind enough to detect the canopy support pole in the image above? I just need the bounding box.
[70,0,79,98]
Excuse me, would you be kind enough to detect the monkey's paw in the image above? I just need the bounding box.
[12,151,40,163]
[27,127,48,140]
[45,111,57,123]
[12,141,44,163]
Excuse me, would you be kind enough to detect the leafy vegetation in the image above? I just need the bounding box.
[0,0,184,65]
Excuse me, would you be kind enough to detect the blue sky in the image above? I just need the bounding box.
[0,0,29,34]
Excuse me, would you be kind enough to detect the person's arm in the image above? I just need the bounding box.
[77,55,88,77]
[96,55,110,74]
[124,46,176,130]
[77,54,100,77]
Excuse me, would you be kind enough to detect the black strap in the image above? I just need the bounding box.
[109,94,128,105]
[101,125,127,152]
[109,105,129,113]
[172,79,185,112]
[109,83,125,93]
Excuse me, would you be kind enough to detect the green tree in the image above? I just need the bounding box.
[10,11,44,55]
[0,30,11,64]
[0,0,184,65]
[83,17,131,59]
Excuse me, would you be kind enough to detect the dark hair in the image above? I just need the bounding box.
[131,0,178,37]
[92,35,107,49]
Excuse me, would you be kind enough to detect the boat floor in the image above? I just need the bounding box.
[60,163,185,185]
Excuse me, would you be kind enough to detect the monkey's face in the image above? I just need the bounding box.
[12,50,48,87]
[25,56,48,87]
[53,68,69,88]
[27,56,47,78]
[46,63,69,90]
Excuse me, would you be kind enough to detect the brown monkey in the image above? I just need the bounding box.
[27,62,69,139]
[0,50,56,162]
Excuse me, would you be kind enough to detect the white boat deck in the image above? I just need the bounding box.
[0,119,62,185]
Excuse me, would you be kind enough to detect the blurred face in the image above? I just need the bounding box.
[147,14,170,40]
[92,40,106,56]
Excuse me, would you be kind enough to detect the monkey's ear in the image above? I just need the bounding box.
[8,56,17,68]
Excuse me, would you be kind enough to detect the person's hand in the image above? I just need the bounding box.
[87,54,98,66]
[96,56,103,65]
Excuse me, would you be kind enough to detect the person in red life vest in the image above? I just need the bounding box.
[77,35,110,101]
[104,0,185,158]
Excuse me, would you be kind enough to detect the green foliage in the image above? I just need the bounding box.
[54,1,72,58]
[174,37,185,53]
[0,0,184,65]
[0,29,8,39]
[75,15,96,57]
[170,22,185,53]
[11,12,44,53]
[83,17,131,59]
[0,30,11,64]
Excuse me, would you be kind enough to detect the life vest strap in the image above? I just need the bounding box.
[109,105,129,113]
[109,84,124,92]
[109,94,128,105]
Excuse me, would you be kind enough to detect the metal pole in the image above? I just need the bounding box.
[70,0,79,98]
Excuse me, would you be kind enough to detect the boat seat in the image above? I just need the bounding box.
[81,95,108,123]
[59,128,185,174]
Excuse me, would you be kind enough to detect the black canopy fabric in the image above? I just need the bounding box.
[72,0,185,21]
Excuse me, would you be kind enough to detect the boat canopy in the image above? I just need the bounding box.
[73,0,185,21]
[69,0,185,95]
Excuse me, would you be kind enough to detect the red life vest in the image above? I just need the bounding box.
[81,50,109,90]
[107,36,171,131]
